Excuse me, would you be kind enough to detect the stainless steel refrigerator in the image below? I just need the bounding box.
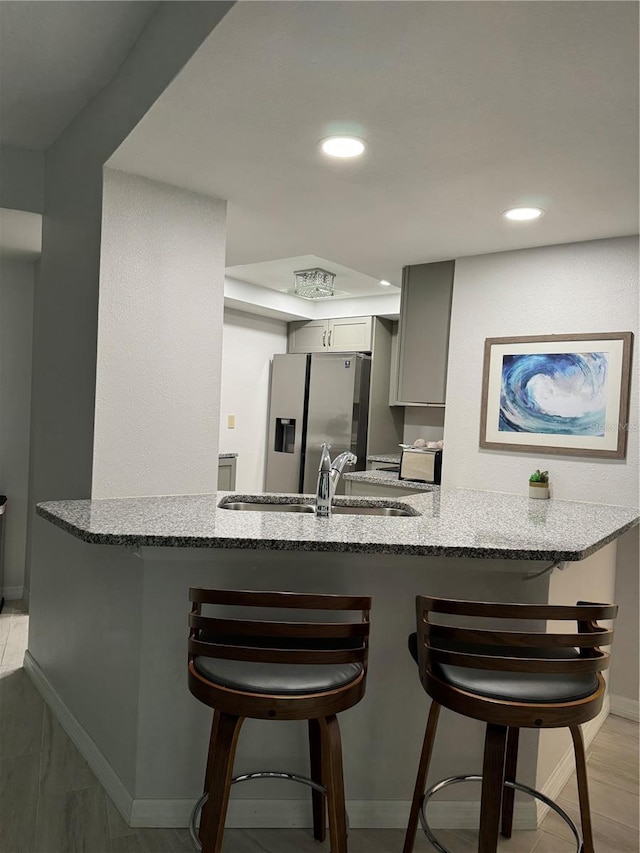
[265,352,371,494]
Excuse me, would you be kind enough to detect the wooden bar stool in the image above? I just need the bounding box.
[403,597,617,853]
[187,588,371,853]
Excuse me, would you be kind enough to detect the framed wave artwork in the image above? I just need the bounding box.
[479,332,634,459]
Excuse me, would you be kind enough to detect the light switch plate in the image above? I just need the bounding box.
[227,414,236,429]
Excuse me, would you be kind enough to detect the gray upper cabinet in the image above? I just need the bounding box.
[288,316,403,454]
[288,316,373,354]
[394,260,455,405]
[288,319,328,353]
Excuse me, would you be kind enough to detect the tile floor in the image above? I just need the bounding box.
[0,599,638,852]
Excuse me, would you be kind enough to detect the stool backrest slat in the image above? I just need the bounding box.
[416,596,617,679]
[189,587,371,668]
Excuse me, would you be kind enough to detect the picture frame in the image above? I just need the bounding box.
[479,332,634,459]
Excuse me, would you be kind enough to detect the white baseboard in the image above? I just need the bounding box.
[21,651,534,831]
[21,650,577,831]
[23,650,134,824]
[536,696,610,824]
[609,694,640,722]
[2,585,25,601]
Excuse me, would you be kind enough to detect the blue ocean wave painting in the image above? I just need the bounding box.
[499,352,608,436]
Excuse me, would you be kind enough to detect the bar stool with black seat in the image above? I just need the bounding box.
[187,587,371,853]
[403,597,617,853]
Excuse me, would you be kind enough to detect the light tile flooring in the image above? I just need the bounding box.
[1,600,638,853]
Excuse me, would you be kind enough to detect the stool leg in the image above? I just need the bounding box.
[320,715,348,853]
[402,700,441,853]
[199,711,244,853]
[308,718,326,842]
[500,726,520,838]
[570,724,594,853]
[479,723,508,853]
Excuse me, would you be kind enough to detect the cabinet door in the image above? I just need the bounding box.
[328,316,372,352]
[345,479,423,497]
[395,261,454,404]
[288,320,328,353]
[217,457,237,490]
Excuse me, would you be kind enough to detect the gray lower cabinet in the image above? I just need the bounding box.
[393,260,455,405]
[344,479,424,498]
[288,316,373,354]
[217,456,237,490]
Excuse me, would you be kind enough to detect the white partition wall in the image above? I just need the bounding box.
[92,169,226,499]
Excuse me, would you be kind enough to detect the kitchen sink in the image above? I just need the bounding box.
[219,500,416,517]
[220,502,314,513]
[331,505,414,517]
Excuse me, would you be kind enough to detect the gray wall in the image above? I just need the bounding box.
[611,527,640,704]
[28,1,233,510]
[0,146,44,213]
[28,521,143,793]
[0,258,35,597]
[25,0,233,799]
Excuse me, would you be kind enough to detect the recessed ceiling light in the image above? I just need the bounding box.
[503,207,545,221]
[321,136,365,158]
[379,280,392,286]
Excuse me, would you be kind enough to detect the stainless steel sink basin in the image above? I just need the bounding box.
[219,500,416,517]
[331,505,414,517]
[220,502,314,513]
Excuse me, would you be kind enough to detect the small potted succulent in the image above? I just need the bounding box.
[529,469,550,500]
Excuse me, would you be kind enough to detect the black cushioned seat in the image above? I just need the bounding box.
[194,656,363,696]
[194,632,363,695]
[407,632,598,705]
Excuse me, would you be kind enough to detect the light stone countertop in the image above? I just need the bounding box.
[366,454,401,465]
[35,489,638,561]
[344,469,435,491]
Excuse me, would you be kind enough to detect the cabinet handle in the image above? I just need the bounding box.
[322,330,327,347]
[327,330,332,347]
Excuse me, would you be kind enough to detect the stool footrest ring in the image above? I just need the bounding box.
[189,770,349,851]
[419,774,581,853]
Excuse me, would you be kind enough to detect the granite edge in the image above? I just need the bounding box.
[35,501,639,561]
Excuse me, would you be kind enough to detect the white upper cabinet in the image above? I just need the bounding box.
[393,260,455,406]
[288,316,373,354]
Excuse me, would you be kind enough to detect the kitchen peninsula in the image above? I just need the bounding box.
[27,489,638,831]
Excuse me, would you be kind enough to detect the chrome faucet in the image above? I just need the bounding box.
[315,443,357,517]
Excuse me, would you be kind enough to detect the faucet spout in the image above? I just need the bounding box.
[315,444,357,517]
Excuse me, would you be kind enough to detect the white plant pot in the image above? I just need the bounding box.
[529,482,549,500]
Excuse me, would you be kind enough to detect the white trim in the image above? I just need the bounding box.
[609,694,640,722]
[23,650,134,824]
[536,697,610,824]
[2,585,24,601]
[130,796,536,830]
[24,648,607,832]
[19,651,534,831]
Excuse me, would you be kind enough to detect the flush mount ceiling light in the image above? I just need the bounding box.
[503,207,545,221]
[379,280,392,286]
[320,136,365,158]
[294,267,336,299]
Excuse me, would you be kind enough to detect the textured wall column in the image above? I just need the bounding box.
[92,169,226,499]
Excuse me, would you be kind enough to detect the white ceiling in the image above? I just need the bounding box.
[109,1,639,290]
[226,254,397,298]
[0,1,159,149]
